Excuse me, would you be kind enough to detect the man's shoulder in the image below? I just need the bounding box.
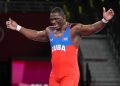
[68,23,80,29]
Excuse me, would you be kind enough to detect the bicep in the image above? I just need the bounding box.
[34,30,49,42]
[73,21,105,36]
[74,24,94,36]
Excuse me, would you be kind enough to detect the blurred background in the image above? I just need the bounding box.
[0,0,120,86]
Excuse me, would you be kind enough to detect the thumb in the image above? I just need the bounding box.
[103,7,106,13]
[9,18,12,21]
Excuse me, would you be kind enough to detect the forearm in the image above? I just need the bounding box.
[17,26,49,42]
[80,20,106,35]
[90,20,106,33]
[19,27,39,41]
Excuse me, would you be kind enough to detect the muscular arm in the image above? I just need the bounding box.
[6,18,49,42]
[72,7,114,36]
[19,27,49,42]
[73,20,105,36]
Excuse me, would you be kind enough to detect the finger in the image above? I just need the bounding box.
[109,8,113,12]
[111,9,114,14]
[7,26,10,28]
[6,21,8,25]
[6,23,10,28]
[6,24,9,28]
[9,18,13,24]
[9,18,12,21]
[107,8,112,14]
[109,9,114,14]
[112,11,115,16]
[103,7,106,13]
[108,8,113,12]
[6,21,10,25]
[107,9,115,17]
[111,10,114,15]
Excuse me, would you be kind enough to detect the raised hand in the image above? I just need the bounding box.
[103,7,115,21]
[6,18,18,30]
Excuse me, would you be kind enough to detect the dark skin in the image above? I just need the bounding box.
[5,7,115,86]
[6,7,114,48]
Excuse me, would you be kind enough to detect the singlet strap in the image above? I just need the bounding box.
[68,23,78,29]
[68,23,82,36]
